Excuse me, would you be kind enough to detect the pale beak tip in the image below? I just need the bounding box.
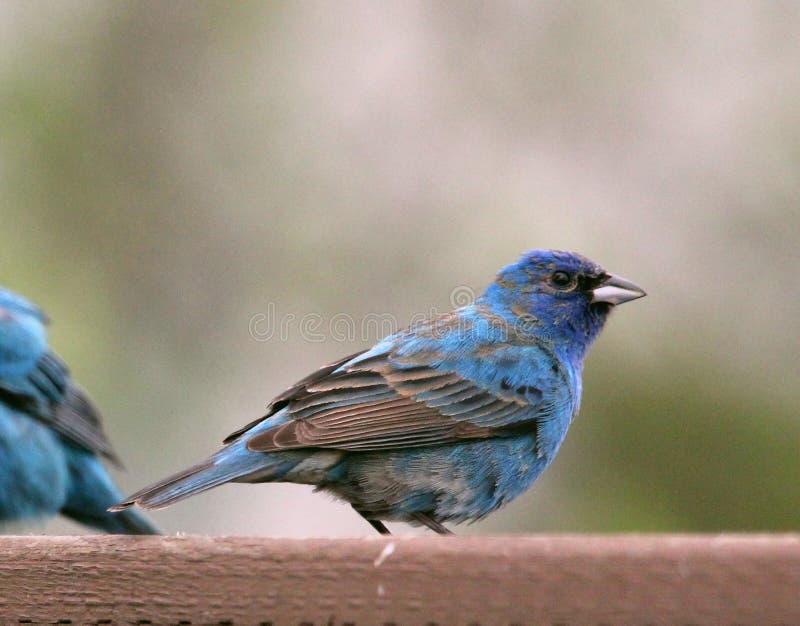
[591,274,646,306]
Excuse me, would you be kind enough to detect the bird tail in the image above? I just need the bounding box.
[109,443,296,511]
[111,459,236,510]
[60,449,160,534]
[65,502,160,535]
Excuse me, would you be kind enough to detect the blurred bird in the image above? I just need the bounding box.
[113,250,644,534]
[0,287,158,534]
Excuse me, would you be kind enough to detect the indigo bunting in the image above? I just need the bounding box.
[0,287,158,534]
[114,250,644,534]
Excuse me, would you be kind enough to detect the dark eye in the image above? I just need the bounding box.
[551,271,575,290]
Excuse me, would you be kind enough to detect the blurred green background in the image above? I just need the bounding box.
[0,1,797,535]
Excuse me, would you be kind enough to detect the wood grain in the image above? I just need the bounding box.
[0,535,797,625]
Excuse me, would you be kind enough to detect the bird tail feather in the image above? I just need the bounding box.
[109,444,295,511]
[64,504,161,535]
[110,458,241,510]
[109,507,161,534]
[60,449,161,534]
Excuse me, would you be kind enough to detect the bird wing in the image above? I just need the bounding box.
[0,300,121,464]
[0,349,122,466]
[233,315,569,454]
[50,376,122,466]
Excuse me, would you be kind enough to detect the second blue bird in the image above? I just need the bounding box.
[0,288,157,534]
[113,249,644,534]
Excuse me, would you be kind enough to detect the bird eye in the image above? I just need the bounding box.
[550,271,575,290]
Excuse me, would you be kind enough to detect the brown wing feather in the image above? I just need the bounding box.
[222,350,368,444]
[244,347,537,453]
[51,382,122,467]
[0,351,122,466]
[230,309,546,453]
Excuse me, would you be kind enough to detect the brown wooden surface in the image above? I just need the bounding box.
[0,535,797,625]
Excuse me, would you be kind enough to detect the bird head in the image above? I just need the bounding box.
[481,250,645,358]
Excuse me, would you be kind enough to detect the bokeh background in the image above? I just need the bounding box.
[0,1,797,536]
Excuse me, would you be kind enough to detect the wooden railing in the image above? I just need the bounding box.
[0,535,797,624]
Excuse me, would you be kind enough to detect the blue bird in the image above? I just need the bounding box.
[113,250,644,534]
[0,287,158,534]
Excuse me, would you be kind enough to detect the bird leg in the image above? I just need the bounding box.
[411,512,454,535]
[366,518,392,535]
[352,505,392,535]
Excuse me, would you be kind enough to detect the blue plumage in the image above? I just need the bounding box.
[114,250,644,534]
[0,288,157,534]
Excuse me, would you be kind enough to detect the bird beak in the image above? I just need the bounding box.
[591,274,646,305]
